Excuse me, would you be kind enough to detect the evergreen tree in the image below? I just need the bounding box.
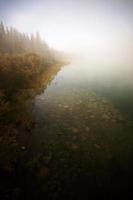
[0,22,50,55]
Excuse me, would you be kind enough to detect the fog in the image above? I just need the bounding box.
[2,0,133,84]
[1,2,133,197]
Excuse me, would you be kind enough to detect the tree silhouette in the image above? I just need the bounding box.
[0,22,49,55]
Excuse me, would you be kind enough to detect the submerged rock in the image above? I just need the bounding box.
[21,146,26,151]
[72,128,80,133]
[71,144,79,151]
[103,114,110,120]
[90,115,94,119]
[63,105,69,109]
[85,127,90,132]
[38,167,49,180]
[94,144,101,149]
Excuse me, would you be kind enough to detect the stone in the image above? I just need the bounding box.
[103,114,110,120]
[85,127,90,132]
[72,128,80,133]
[71,144,79,151]
[38,167,49,179]
[94,144,101,149]
[63,105,69,109]
[21,146,26,150]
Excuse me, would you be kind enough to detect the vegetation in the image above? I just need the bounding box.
[0,22,65,179]
[0,22,63,123]
[0,21,49,54]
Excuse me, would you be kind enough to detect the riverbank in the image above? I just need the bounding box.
[0,54,67,199]
[1,60,133,199]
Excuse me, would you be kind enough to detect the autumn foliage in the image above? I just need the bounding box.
[0,23,60,124]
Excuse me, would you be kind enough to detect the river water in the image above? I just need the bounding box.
[31,60,133,199]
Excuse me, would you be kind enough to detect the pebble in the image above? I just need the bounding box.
[94,144,101,149]
[71,144,79,151]
[103,114,110,120]
[85,127,90,132]
[81,136,86,141]
[38,167,49,179]
[21,146,26,150]
[72,128,80,133]
[63,105,69,109]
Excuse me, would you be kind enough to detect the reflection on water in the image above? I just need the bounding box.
[30,60,133,199]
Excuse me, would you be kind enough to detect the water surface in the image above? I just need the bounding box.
[31,60,133,199]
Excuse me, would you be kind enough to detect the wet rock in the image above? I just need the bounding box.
[12,138,17,143]
[103,114,110,120]
[71,144,79,151]
[72,128,80,133]
[85,127,90,132]
[38,167,49,180]
[72,135,77,140]
[117,116,124,122]
[94,144,101,149]
[63,105,69,109]
[76,102,81,105]
[102,99,107,104]
[21,146,26,151]
[81,135,86,141]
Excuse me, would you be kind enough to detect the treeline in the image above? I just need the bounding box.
[0,22,65,124]
[0,22,63,96]
[0,22,50,55]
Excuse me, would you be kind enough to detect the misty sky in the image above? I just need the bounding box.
[0,0,133,63]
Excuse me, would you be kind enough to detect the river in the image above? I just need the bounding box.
[30,60,133,199]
